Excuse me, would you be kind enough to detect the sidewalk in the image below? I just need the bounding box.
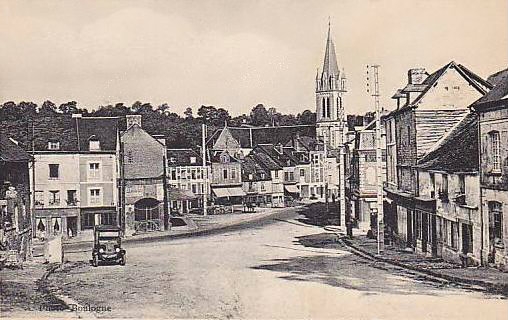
[60,206,300,252]
[341,233,508,296]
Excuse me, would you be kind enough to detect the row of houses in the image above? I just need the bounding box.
[346,61,508,271]
[1,113,339,241]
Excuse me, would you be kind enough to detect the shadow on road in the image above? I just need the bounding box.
[251,232,450,296]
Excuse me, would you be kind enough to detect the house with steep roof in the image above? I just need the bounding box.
[30,114,120,239]
[383,61,492,250]
[416,113,482,264]
[249,146,285,207]
[121,115,168,234]
[241,154,273,206]
[472,68,508,270]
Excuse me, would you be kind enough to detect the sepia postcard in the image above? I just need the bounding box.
[1,0,507,319]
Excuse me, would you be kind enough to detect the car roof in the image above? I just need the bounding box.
[94,225,122,232]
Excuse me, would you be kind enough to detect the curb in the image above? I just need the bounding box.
[341,237,508,296]
[63,206,303,252]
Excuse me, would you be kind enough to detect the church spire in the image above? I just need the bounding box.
[322,21,339,78]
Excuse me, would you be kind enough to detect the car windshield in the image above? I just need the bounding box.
[97,231,120,241]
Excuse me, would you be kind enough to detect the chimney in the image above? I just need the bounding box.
[408,68,426,85]
[407,68,427,84]
[126,114,142,128]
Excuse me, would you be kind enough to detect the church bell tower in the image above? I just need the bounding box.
[315,23,347,148]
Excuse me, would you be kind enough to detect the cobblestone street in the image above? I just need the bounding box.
[39,210,508,319]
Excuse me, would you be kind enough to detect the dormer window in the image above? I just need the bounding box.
[190,157,197,164]
[48,141,60,150]
[220,153,230,163]
[248,174,253,180]
[89,140,100,151]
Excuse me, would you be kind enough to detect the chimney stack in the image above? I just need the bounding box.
[126,114,142,129]
[408,68,426,85]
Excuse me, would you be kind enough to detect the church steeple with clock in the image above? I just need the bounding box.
[315,23,347,148]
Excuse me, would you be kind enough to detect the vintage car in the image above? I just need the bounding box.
[92,225,126,267]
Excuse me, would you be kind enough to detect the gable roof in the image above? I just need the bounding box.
[396,62,492,113]
[254,144,299,168]
[250,147,282,171]
[472,68,508,109]
[30,115,119,152]
[207,125,316,149]
[417,112,479,173]
[167,148,202,167]
[0,136,32,162]
[241,155,271,181]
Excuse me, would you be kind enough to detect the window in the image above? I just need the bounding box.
[300,169,305,177]
[88,162,101,180]
[289,172,294,181]
[489,201,503,245]
[191,184,197,194]
[322,98,326,118]
[231,168,236,180]
[430,173,436,198]
[260,172,266,179]
[439,174,449,200]
[284,172,289,181]
[450,221,459,250]
[275,170,279,179]
[49,190,60,206]
[416,210,423,240]
[127,151,134,163]
[48,141,60,150]
[82,213,95,229]
[181,169,187,179]
[89,140,100,151]
[89,188,102,206]
[261,182,265,191]
[490,131,501,172]
[190,156,197,164]
[248,174,253,180]
[35,191,44,206]
[459,174,466,194]
[191,169,196,180]
[223,169,228,179]
[67,190,77,206]
[171,170,177,180]
[49,164,59,179]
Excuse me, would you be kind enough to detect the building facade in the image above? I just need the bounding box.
[384,62,492,250]
[31,115,120,239]
[472,70,508,270]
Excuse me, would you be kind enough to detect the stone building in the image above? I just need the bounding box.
[121,114,168,234]
[416,113,482,264]
[383,61,492,249]
[472,69,508,270]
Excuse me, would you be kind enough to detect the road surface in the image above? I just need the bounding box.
[49,211,507,319]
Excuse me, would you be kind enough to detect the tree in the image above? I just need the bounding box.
[297,110,316,125]
[39,100,57,115]
[184,107,193,120]
[156,103,171,115]
[58,101,78,114]
[250,104,270,126]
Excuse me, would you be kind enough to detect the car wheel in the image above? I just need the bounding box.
[92,255,99,267]
[119,255,126,266]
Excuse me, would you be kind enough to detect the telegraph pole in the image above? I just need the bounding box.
[367,64,384,254]
[202,123,208,216]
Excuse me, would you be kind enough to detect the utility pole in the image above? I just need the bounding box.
[367,64,384,254]
[162,155,169,231]
[202,123,208,216]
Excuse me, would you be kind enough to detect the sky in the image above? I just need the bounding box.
[0,0,507,116]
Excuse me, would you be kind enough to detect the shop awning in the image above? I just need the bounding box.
[212,187,246,198]
[169,188,198,201]
[284,185,300,194]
